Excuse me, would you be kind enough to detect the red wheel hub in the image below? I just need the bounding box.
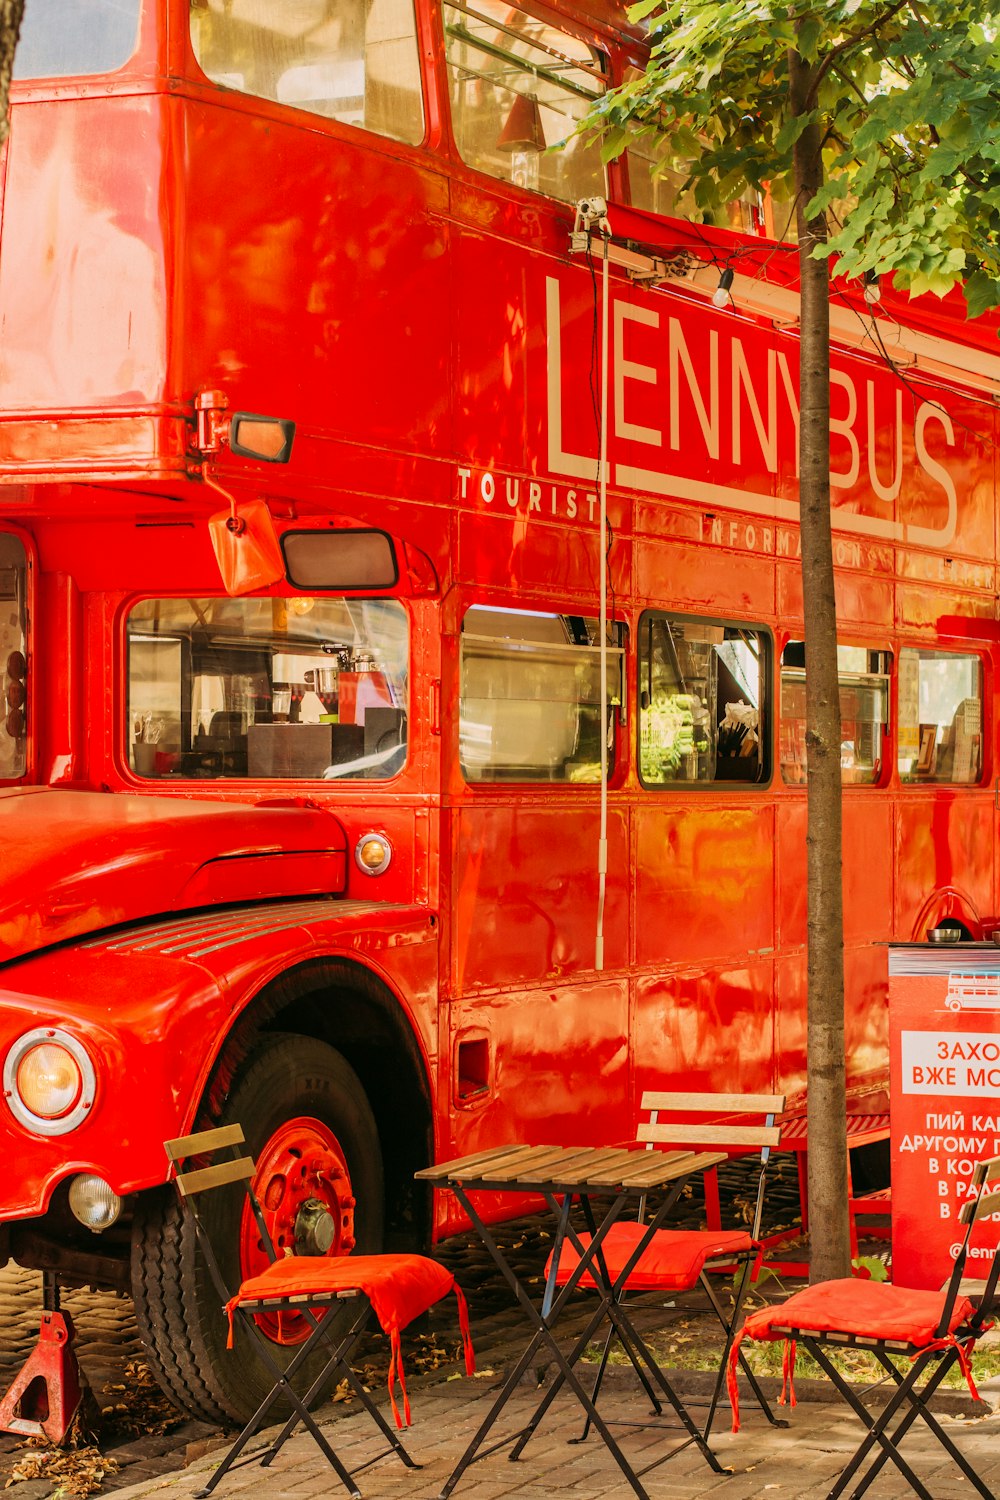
[239,1116,357,1344]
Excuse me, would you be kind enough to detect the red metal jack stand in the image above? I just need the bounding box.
[0,1272,83,1444]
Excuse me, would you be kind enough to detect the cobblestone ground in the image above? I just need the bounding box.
[69,1346,1000,1500]
[0,1156,909,1499]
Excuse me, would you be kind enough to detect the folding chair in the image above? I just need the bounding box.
[165,1124,474,1499]
[547,1091,787,1458]
[728,1152,1000,1500]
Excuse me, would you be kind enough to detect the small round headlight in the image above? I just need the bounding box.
[355,833,392,876]
[3,1028,96,1135]
[68,1174,122,1232]
[16,1044,81,1119]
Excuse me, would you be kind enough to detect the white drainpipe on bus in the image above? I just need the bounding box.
[596,214,611,972]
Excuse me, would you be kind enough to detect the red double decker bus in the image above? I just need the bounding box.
[0,0,997,1424]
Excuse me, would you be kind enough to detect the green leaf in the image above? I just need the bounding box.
[965,269,1000,320]
[852,1255,889,1284]
[775,109,816,155]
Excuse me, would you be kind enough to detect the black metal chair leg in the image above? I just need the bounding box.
[699,1260,788,1436]
[236,1317,364,1499]
[844,1350,995,1500]
[808,1343,936,1500]
[254,1302,371,1466]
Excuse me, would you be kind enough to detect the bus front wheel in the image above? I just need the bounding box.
[130,1032,384,1424]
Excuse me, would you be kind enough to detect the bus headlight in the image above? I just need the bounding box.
[68,1174,122,1232]
[3,1029,96,1135]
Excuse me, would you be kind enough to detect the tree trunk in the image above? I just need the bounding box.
[0,0,24,148]
[790,42,851,1283]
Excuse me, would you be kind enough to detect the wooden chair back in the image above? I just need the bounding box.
[163,1123,275,1305]
[635,1091,785,1239]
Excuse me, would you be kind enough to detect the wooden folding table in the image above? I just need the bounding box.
[416,1141,727,1500]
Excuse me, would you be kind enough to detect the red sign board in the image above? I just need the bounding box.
[890,945,1000,1288]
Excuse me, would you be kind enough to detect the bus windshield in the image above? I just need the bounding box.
[14,0,141,79]
[127,596,408,781]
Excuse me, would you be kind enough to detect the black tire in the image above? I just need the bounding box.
[130,1032,384,1424]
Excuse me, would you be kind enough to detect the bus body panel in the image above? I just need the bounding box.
[0,900,436,1217]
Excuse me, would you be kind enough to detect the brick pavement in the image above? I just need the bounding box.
[90,1357,1000,1500]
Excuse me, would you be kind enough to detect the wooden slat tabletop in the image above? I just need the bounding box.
[415,1143,727,1194]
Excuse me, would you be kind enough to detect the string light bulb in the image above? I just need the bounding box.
[863,270,881,305]
[711,267,735,309]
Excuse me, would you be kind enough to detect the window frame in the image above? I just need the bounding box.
[123,591,411,785]
[779,639,893,790]
[636,609,773,793]
[458,603,626,787]
[441,0,610,204]
[0,529,32,787]
[896,644,986,788]
[186,0,427,148]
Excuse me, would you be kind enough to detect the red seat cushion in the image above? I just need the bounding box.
[727,1278,980,1432]
[226,1254,474,1427]
[232,1253,456,1334]
[741,1278,976,1347]
[547,1222,755,1291]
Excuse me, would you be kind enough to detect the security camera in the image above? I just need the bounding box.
[576,196,608,224]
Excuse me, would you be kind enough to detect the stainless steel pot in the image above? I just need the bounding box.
[305,666,338,692]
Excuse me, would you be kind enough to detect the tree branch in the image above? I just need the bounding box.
[805,0,909,111]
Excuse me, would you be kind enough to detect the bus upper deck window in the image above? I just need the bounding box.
[444,0,607,203]
[460,608,623,783]
[190,0,424,146]
[780,642,891,787]
[126,596,408,782]
[898,647,983,785]
[638,613,770,788]
[0,535,28,782]
[14,0,141,79]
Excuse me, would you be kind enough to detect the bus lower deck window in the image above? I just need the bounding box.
[898,647,983,785]
[638,613,770,788]
[780,642,891,787]
[126,596,408,781]
[460,607,623,783]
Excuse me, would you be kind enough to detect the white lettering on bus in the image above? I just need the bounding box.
[867,383,903,502]
[829,370,860,490]
[615,302,660,446]
[732,341,776,473]
[542,274,962,548]
[912,404,958,547]
[669,318,719,458]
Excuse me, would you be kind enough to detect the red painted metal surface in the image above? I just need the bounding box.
[0,788,348,961]
[0,0,996,1317]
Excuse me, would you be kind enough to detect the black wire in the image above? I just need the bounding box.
[831,288,994,451]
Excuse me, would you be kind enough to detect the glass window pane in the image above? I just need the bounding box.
[0,535,28,781]
[14,0,141,80]
[638,614,769,787]
[898,648,983,785]
[126,596,408,780]
[460,607,622,782]
[444,0,605,202]
[780,643,890,787]
[190,0,424,145]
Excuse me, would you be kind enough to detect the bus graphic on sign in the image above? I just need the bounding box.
[946,974,1000,1012]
